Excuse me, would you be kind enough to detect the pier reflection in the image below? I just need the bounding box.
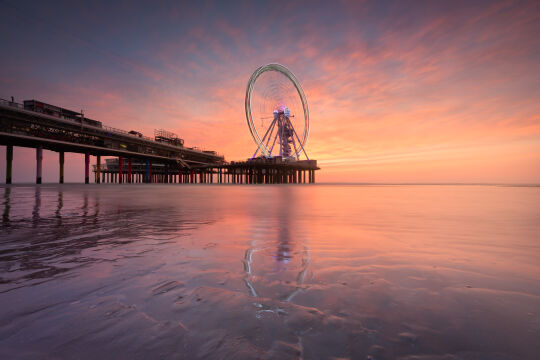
[32,187,41,227]
[55,191,63,225]
[2,187,10,225]
[0,185,219,292]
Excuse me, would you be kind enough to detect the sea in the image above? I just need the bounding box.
[0,184,539,359]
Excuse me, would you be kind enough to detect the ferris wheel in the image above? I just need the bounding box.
[245,63,310,160]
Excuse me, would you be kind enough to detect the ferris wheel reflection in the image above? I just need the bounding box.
[243,186,311,307]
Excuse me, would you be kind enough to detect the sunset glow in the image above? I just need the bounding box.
[1,0,539,183]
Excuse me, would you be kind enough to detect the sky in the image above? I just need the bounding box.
[0,0,539,183]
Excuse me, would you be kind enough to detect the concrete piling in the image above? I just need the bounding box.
[36,146,43,184]
[95,155,100,184]
[119,157,123,184]
[6,145,13,184]
[128,158,132,183]
[85,153,90,184]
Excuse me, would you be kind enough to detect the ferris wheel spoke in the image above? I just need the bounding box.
[286,116,310,160]
[290,124,300,160]
[251,116,278,158]
[269,125,280,155]
[264,118,278,151]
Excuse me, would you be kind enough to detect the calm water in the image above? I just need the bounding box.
[0,184,539,359]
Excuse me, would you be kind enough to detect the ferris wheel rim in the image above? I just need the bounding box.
[245,63,310,158]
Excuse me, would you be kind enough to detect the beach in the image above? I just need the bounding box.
[1,184,539,359]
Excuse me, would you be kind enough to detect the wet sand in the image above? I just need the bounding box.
[0,184,539,359]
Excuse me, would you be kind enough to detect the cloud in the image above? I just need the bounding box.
[1,0,539,183]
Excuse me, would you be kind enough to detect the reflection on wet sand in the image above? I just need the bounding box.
[2,187,9,225]
[0,186,219,293]
[32,187,40,227]
[243,187,311,307]
[55,191,63,225]
[0,184,539,359]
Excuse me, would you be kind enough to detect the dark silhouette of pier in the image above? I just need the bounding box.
[1,98,319,184]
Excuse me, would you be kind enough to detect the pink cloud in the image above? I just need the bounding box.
[2,0,539,183]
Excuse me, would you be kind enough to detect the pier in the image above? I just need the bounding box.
[0,98,224,184]
[1,98,319,184]
[94,157,319,184]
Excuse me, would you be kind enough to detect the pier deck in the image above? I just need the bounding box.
[93,157,318,184]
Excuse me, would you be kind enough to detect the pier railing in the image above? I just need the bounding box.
[0,98,24,109]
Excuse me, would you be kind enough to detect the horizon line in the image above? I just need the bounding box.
[1,182,539,187]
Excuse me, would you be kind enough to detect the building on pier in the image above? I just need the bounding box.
[0,98,224,184]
